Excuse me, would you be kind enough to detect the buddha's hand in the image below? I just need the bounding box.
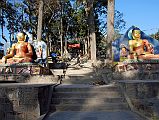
[2,57,6,63]
[14,55,23,58]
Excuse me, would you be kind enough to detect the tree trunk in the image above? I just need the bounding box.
[86,0,96,64]
[107,0,115,60]
[0,9,7,42]
[84,38,88,55]
[37,0,44,41]
[60,1,63,59]
[46,34,49,68]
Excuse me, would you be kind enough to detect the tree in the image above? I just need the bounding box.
[87,0,96,63]
[76,0,97,63]
[0,0,20,42]
[107,0,114,60]
[150,30,159,40]
[1,0,124,62]
[37,0,44,41]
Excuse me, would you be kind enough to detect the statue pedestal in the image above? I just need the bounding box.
[116,59,159,72]
[0,63,56,119]
[115,59,159,80]
[0,63,52,82]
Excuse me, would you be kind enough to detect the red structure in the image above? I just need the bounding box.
[68,43,80,48]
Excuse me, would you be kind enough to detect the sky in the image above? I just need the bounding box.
[115,0,159,35]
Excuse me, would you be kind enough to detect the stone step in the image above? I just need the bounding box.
[54,84,119,92]
[64,75,96,80]
[65,69,94,76]
[52,91,122,99]
[41,111,145,120]
[64,74,96,80]
[61,79,99,84]
[52,97,126,105]
[50,103,129,111]
[51,84,128,112]
[66,67,93,72]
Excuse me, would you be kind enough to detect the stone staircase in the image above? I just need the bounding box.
[50,84,129,112]
[60,60,99,84]
[41,60,146,120]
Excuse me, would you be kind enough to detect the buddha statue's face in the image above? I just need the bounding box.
[132,30,141,39]
[16,32,25,42]
[121,47,126,52]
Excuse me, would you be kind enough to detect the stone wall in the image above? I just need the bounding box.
[38,85,53,115]
[0,84,53,120]
[119,81,159,119]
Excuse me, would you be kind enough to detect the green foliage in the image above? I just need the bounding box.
[93,0,125,58]
[1,1,18,32]
[150,30,159,40]
[151,112,159,120]
[68,39,80,44]
[154,32,159,40]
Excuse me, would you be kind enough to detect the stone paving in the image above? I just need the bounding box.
[46,111,144,120]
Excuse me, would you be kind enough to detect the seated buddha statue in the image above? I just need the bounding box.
[0,32,33,64]
[128,28,159,60]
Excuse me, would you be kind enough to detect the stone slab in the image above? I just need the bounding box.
[118,80,159,83]
[44,111,144,120]
[0,83,55,87]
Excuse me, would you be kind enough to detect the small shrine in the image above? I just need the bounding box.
[0,32,51,82]
[112,26,159,77]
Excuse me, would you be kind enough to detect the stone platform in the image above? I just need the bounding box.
[0,62,58,120]
[114,60,159,80]
[0,83,55,120]
[0,63,53,82]
[116,59,159,72]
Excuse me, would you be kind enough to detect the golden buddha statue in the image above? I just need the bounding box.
[129,28,159,60]
[0,32,33,64]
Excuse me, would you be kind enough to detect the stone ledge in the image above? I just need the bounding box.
[119,80,159,119]
[0,83,55,87]
[0,63,52,75]
[119,80,159,83]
